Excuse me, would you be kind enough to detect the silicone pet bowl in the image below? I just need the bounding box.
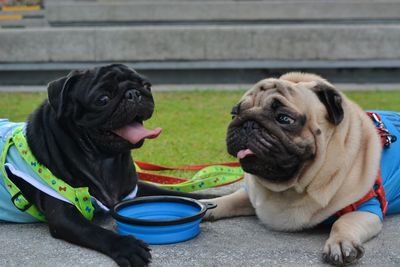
[111,196,216,245]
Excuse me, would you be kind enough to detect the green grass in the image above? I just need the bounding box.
[1,90,400,169]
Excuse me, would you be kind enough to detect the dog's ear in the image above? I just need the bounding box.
[47,71,81,119]
[311,82,344,125]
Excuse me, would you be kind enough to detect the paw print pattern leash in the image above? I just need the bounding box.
[134,161,244,192]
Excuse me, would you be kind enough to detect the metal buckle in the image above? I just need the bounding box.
[372,113,383,125]
[371,112,397,147]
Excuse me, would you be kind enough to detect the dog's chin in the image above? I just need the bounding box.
[109,137,145,152]
[87,128,149,154]
[239,155,300,183]
[88,134,133,154]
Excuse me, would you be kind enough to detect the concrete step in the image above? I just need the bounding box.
[4,62,400,85]
[3,1,400,84]
[45,0,400,26]
[2,23,400,84]
[1,24,400,62]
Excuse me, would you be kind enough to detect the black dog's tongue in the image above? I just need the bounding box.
[112,122,162,144]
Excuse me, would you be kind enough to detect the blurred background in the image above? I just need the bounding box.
[1,0,400,87]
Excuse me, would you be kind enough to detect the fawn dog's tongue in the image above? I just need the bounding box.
[112,122,162,144]
[237,149,256,159]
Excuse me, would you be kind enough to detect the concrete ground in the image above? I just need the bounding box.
[1,181,400,267]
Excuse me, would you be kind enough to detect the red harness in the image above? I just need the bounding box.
[335,112,392,217]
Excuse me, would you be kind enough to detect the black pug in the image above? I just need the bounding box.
[2,64,208,267]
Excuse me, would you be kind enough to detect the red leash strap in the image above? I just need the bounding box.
[136,171,189,185]
[134,161,242,185]
[135,161,241,171]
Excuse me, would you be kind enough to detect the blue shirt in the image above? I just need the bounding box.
[357,110,400,221]
[0,119,39,222]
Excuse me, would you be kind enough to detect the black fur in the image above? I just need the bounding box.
[312,82,344,125]
[8,64,211,267]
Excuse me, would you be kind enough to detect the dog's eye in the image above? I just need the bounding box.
[276,114,295,125]
[96,95,110,106]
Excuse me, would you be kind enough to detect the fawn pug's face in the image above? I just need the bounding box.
[226,75,344,186]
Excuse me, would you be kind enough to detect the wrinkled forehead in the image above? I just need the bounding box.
[76,65,146,94]
[239,78,318,110]
[92,65,144,85]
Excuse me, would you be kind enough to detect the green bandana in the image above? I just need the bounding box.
[0,127,94,221]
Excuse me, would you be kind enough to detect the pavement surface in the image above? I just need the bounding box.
[1,181,400,267]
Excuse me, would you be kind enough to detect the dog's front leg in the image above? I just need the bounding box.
[203,188,255,221]
[323,211,382,265]
[42,195,151,267]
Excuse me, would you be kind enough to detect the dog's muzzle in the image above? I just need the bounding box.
[227,120,313,182]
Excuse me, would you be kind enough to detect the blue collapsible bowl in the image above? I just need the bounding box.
[111,196,217,245]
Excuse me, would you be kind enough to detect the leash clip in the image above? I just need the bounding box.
[369,112,397,147]
[385,133,397,146]
[11,192,32,212]
[372,113,383,126]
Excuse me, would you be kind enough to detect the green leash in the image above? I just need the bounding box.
[134,161,244,192]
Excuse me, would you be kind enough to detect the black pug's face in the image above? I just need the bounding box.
[226,78,343,184]
[47,64,161,154]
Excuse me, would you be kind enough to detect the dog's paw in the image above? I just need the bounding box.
[203,210,216,221]
[323,236,364,265]
[110,235,152,267]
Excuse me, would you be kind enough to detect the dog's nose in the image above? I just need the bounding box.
[125,89,142,102]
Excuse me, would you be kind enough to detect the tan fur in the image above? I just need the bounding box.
[280,72,332,86]
[205,73,383,265]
